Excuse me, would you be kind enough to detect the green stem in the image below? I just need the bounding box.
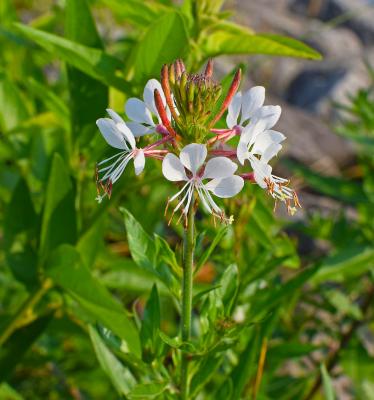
[180,198,195,399]
[0,279,52,346]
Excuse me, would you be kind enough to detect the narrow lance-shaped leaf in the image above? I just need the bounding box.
[140,285,161,361]
[126,10,189,82]
[65,0,108,144]
[47,245,141,357]
[89,325,137,396]
[39,153,77,259]
[4,178,39,286]
[12,23,130,93]
[202,27,321,60]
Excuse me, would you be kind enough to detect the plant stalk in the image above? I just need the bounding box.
[0,279,52,346]
[180,197,195,399]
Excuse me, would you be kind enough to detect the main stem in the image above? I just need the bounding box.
[180,198,195,399]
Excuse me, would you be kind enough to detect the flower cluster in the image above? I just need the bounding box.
[96,59,300,222]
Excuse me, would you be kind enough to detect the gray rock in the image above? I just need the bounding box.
[290,0,374,45]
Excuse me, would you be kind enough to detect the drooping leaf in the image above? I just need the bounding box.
[89,325,136,396]
[39,153,77,258]
[0,74,29,132]
[128,382,168,399]
[285,159,367,204]
[0,314,53,380]
[47,245,141,357]
[202,28,321,60]
[65,0,108,144]
[3,178,39,286]
[25,77,69,124]
[12,23,129,92]
[101,0,169,28]
[321,364,336,400]
[312,246,374,284]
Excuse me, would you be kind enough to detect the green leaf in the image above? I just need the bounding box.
[284,159,367,204]
[0,74,29,132]
[225,329,259,400]
[122,208,180,295]
[89,325,136,396]
[77,216,105,268]
[312,246,374,284]
[325,289,363,320]
[101,0,169,28]
[190,355,221,397]
[3,178,39,286]
[122,208,156,273]
[12,23,129,92]
[202,28,321,60]
[0,383,24,400]
[195,226,228,274]
[0,314,53,380]
[154,234,181,278]
[65,0,108,143]
[140,285,161,360]
[128,11,189,82]
[248,266,318,319]
[25,77,69,124]
[128,382,168,399]
[218,264,239,316]
[321,364,336,400]
[40,153,77,258]
[47,245,141,357]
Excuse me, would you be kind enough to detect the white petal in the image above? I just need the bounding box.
[96,118,127,149]
[133,150,145,175]
[226,92,242,128]
[250,159,272,188]
[116,122,136,150]
[237,140,249,165]
[240,86,265,124]
[162,153,188,181]
[261,143,283,164]
[143,79,165,118]
[251,130,286,155]
[180,143,207,175]
[202,157,238,179]
[205,176,244,198]
[125,98,154,126]
[240,119,264,145]
[106,108,124,124]
[126,121,152,137]
[252,105,281,130]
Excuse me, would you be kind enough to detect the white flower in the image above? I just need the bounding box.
[96,109,145,201]
[237,120,300,213]
[125,79,171,137]
[226,86,281,142]
[162,144,244,218]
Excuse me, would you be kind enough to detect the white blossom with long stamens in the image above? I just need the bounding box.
[236,112,300,213]
[162,143,244,218]
[96,109,145,202]
[125,79,172,137]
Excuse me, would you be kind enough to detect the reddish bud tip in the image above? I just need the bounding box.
[154,88,177,137]
[204,59,214,78]
[161,64,180,122]
[210,68,242,127]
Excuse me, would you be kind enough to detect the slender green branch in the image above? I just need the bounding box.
[0,279,52,346]
[180,197,195,399]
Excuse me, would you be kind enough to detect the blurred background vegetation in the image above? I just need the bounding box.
[0,0,373,399]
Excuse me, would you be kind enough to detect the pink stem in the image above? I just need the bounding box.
[145,135,174,150]
[210,149,237,159]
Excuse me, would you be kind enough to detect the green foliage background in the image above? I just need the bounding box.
[0,0,373,399]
